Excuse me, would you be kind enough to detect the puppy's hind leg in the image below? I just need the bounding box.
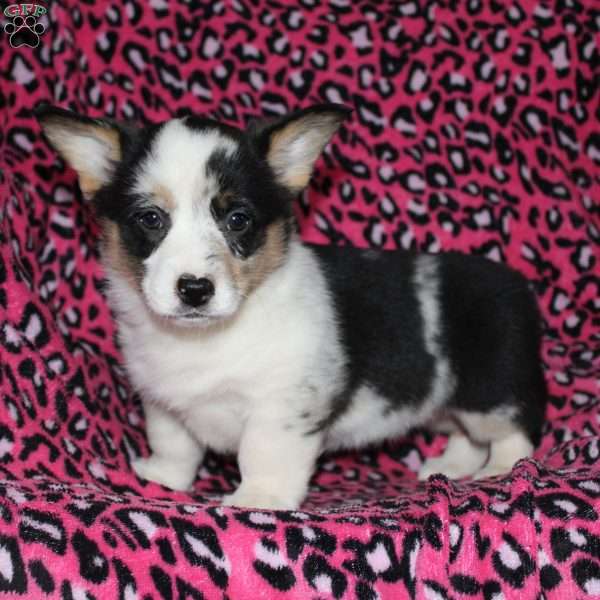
[132,401,205,491]
[457,410,534,480]
[474,431,533,479]
[419,431,488,480]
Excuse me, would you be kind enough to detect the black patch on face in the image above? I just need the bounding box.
[119,206,171,260]
[206,141,293,259]
[92,123,173,266]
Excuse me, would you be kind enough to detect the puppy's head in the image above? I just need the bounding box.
[36,104,349,326]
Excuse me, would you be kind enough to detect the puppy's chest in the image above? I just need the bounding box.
[130,338,250,449]
[119,316,305,451]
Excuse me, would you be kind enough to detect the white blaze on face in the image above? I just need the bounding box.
[133,119,241,321]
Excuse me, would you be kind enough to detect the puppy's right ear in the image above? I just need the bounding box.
[35,105,129,199]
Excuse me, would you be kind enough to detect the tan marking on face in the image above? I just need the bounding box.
[152,183,176,211]
[100,220,141,290]
[208,189,235,215]
[225,219,288,297]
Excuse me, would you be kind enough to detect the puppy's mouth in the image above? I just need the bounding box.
[174,310,216,324]
[167,307,235,328]
[179,311,207,319]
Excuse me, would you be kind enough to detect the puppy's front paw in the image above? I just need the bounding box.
[223,485,299,510]
[132,455,196,491]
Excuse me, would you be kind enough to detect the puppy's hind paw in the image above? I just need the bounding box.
[418,456,477,480]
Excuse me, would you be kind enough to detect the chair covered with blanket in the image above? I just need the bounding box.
[0,1,598,598]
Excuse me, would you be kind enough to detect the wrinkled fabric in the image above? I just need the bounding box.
[0,1,598,598]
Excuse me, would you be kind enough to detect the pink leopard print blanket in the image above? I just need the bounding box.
[0,1,598,598]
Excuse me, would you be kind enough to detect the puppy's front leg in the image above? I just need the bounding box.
[132,401,205,491]
[223,413,323,510]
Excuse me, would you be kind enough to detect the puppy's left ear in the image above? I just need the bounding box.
[35,105,131,199]
[251,104,351,193]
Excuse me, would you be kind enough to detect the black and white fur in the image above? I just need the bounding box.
[37,104,547,509]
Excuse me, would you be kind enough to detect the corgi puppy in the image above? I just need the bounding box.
[37,104,546,510]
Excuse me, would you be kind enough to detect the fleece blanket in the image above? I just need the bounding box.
[0,1,598,598]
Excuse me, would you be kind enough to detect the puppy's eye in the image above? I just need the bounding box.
[226,210,251,232]
[137,210,163,230]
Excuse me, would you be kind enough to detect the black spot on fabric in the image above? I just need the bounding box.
[405,60,430,93]
[423,580,450,599]
[356,580,378,600]
[450,573,480,594]
[540,564,562,590]
[95,30,119,63]
[20,508,67,555]
[398,170,425,193]
[103,532,118,549]
[482,580,502,600]
[572,559,600,595]
[171,518,228,589]
[113,558,137,600]
[18,302,50,349]
[150,565,172,600]
[536,492,598,521]
[115,509,167,549]
[550,527,576,562]
[288,69,315,100]
[175,576,205,600]
[354,95,385,136]
[473,523,491,560]
[425,163,455,188]
[332,145,371,179]
[568,478,600,500]
[285,526,336,561]
[584,131,600,165]
[0,535,27,593]
[29,559,55,594]
[0,424,13,464]
[253,538,295,591]
[72,530,109,584]
[450,496,484,517]
[19,433,59,462]
[343,533,403,584]
[423,513,443,550]
[303,553,347,598]
[380,47,409,77]
[531,169,571,200]
[157,537,176,565]
[391,105,417,138]
[492,533,535,588]
[491,95,517,127]
[399,531,421,596]
[235,511,276,532]
[449,522,464,563]
[60,579,97,600]
[465,121,492,150]
[513,43,532,66]
[65,500,108,528]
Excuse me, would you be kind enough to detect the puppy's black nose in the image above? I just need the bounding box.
[176,275,215,307]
